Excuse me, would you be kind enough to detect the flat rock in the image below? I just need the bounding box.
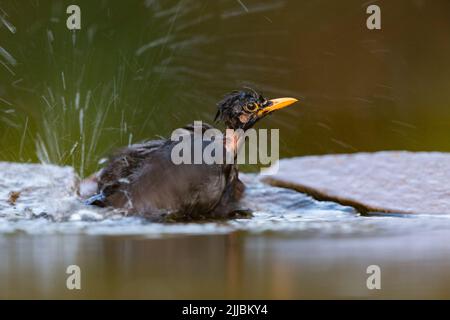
[263,151,450,214]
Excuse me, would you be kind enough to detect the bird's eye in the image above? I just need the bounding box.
[244,103,259,112]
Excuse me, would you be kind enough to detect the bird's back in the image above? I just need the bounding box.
[88,123,244,220]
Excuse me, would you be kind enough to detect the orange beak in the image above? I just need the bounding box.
[257,97,299,117]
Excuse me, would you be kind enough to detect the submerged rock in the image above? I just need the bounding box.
[263,151,450,214]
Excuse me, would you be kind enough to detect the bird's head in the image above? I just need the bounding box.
[214,88,298,130]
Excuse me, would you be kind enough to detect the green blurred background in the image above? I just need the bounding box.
[1,0,450,177]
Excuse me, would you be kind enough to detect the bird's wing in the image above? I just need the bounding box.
[94,123,215,198]
[96,139,167,198]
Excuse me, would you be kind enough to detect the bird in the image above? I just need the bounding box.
[80,88,298,221]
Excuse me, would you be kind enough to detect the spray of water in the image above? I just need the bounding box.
[1,0,293,177]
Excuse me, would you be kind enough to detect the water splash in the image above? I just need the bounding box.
[0,14,16,34]
[0,0,295,179]
[0,46,16,66]
[2,163,450,238]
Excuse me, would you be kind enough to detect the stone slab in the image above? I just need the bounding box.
[263,151,450,214]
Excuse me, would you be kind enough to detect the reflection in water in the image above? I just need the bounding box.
[2,232,450,299]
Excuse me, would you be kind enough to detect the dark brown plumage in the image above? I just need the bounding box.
[81,89,298,221]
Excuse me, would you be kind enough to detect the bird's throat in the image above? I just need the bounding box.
[224,129,244,157]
